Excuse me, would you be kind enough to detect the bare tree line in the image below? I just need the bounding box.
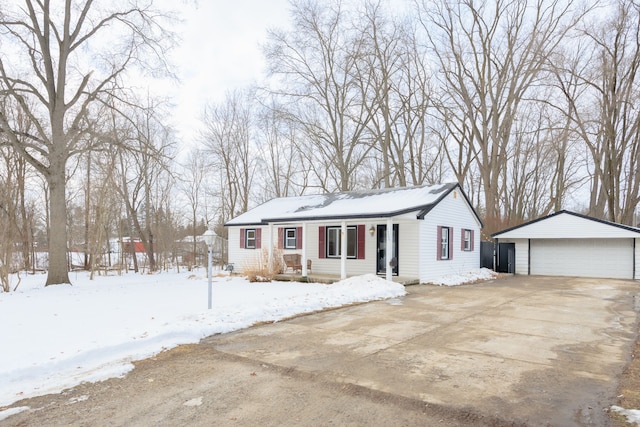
[204,0,640,235]
[2,0,640,287]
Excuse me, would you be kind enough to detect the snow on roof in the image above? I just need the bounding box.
[492,210,640,239]
[225,183,458,226]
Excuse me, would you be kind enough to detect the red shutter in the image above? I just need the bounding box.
[357,224,365,259]
[278,227,284,249]
[448,227,453,260]
[436,226,442,260]
[461,229,465,251]
[296,226,303,249]
[471,230,475,251]
[318,226,326,258]
[256,228,262,249]
[240,228,245,249]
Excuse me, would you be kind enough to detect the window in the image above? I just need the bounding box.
[245,229,256,249]
[440,227,450,259]
[438,226,452,260]
[463,229,472,251]
[285,228,297,249]
[326,226,357,258]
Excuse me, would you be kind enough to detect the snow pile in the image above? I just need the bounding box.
[611,406,640,425]
[428,268,498,286]
[0,271,404,407]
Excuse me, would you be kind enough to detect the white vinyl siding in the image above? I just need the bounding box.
[227,226,271,273]
[530,238,633,279]
[419,190,481,283]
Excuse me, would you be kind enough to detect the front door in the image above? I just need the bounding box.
[376,224,399,275]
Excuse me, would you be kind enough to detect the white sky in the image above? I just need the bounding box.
[163,0,292,145]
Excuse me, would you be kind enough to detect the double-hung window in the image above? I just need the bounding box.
[440,227,450,260]
[284,228,297,249]
[437,226,453,261]
[463,229,472,251]
[245,229,256,249]
[326,226,357,258]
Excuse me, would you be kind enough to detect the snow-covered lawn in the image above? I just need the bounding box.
[0,270,404,408]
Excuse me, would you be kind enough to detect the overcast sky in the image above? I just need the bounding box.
[163,0,291,145]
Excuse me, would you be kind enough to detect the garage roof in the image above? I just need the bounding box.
[492,210,640,239]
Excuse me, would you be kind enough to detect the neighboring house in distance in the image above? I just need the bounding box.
[224,183,482,283]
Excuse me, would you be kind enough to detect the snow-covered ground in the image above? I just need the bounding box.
[0,270,405,409]
[611,406,640,425]
[428,268,498,286]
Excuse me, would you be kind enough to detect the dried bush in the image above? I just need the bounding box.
[242,246,285,282]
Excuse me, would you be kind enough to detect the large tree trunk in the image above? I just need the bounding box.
[46,166,70,285]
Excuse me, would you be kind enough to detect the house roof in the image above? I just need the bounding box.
[225,182,479,226]
[492,210,640,239]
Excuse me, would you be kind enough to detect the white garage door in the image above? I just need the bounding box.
[530,238,634,279]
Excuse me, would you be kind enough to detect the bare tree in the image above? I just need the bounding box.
[180,148,207,270]
[201,90,256,221]
[264,0,377,191]
[560,0,640,224]
[0,0,172,285]
[418,0,587,229]
[111,99,174,273]
[255,102,310,200]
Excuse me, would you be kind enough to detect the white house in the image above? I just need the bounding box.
[224,183,482,283]
[492,210,640,280]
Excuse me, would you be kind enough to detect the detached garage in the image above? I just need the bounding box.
[492,210,640,280]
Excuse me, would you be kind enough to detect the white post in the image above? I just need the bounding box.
[207,244,213,309]
[268,223,274,273]
[386,218,393,282]
[301,222,308,276]
[341,221,347,280]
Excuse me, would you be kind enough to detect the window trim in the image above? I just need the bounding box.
[326,225,357,259]
[284,227,297,249]
[463,229,472,251]
[245,228,256,249]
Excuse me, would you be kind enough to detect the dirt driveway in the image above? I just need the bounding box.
[2,276,639,426]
